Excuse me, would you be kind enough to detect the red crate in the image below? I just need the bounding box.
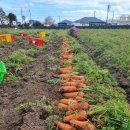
[11,35,16,41]
[19,32,28,37]
[28,37,44,47]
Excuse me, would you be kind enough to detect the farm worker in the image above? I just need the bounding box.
[69,25,78,38]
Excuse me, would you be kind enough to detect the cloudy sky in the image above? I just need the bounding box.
[0,0,130,22]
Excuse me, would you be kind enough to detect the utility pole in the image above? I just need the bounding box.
[21,7,23,24]
[112,11,115,24]
[29,8,31,21]
[59,16,61,23]
[94,11,96,17]
[106,4,111,23]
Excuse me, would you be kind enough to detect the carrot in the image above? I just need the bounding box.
[87,124,95,130]
[58,103,68,110]
[60,67,73,71]
[55,120,76,130]
[64,111,87,122]
[59,86,77,93]
[66,111,72,116]
[78,92,85,97]
[59,99,77,105]
[62,82,78,86]
[70,76,85,81]
[60,74,69,79]
[60,80,68,84]
[77,83,86,88]
[70,119,89,129]
[63,92,84,98]
[63,79,85,83]
[68,102,89,111]
[60,69,71,74]
[75,96,84,100]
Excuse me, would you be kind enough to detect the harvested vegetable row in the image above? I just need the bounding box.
[55,38,95,130]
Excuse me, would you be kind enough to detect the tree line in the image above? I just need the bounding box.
[0,8,55,27]
[0,8,17,26]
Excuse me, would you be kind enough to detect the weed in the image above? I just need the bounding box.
[16,100,53,113]
[48,55,56,61]
[44,115,59,130]
[8,49,34,64]
[4,74,19,83]
[47,79,60,85]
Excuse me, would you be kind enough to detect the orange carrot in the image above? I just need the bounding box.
[58,103,68,110]
[60,69,71,74]
[77,83,86,88]
[68,102,89,111]
[66,111,72,116]
[60,80,68,84]
[59,99,77,105]
[70,119,89,129]
[70,76,85,81]
[64,111,87,122]
[59,86,77,93]
[87,124,95,130]
[55,120,76,130]
[62,82,78,86]
[60,67,72,71]
[75,96,84,100]
[63,92,83,98]
[60,74,69,79]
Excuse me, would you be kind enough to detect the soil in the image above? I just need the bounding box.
[81,42,130,103]
[0,36,62,130]
[0,37,28,61]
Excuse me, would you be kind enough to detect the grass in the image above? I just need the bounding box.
[78,29,130,79]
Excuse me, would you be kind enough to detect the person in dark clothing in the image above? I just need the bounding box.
[69,25,78,38]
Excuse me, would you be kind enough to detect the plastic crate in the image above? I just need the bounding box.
[0,34,12,43]
[19,33,28,37]
[28,37,44,47]
[11,35,16,41]
[0,61,7,84]
[37,32,46,38]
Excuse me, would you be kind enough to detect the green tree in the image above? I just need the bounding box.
[44,16,55,26]
[8,13,17,26]
[0,8,6,25]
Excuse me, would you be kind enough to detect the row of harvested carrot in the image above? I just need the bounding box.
[55,38,95,130]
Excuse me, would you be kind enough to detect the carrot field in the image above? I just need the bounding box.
[0,28,130,130]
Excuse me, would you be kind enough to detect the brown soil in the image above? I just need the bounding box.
[81,42,130,103]
[0,37,62,130]
[0,37,28,61]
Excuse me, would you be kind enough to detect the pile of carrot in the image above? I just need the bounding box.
[55,38,95,130]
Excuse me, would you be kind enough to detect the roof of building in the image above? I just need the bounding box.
[74,17,105,23]
[59,20,72,24]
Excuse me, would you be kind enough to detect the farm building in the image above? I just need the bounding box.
[58,20,72,27]
[73,17,106,26]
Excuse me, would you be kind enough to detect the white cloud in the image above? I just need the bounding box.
[31,0,130,7]
[31,0,130,20]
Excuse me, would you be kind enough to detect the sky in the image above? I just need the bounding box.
[0,0,130,23]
